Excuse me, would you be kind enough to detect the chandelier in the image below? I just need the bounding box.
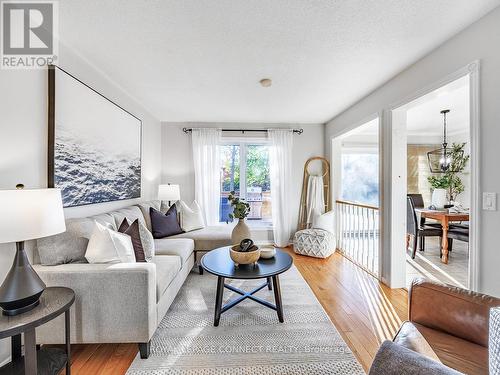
[427,109,463,173]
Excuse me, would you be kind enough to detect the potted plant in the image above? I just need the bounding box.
[227,191,251,244]
[427,175,449,208]
[427,143,469,207]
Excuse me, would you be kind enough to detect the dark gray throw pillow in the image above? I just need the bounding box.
[150,205,184,238]
[118,219,146,262]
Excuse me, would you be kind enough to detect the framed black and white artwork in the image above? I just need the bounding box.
[48,65,142,207]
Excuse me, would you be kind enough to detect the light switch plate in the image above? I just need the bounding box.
[483,192,497,211]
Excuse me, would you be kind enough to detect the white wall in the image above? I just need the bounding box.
[0,45,162,364]
[325,7,500,296]
[161,122,325,241]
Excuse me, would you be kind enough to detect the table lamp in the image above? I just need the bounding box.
[0,187,65,315]
[158,184,180,207]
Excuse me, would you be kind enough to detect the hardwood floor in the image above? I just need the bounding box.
[287,249,408,372]
[57,248,408,374]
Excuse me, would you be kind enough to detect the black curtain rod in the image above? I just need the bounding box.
[182,127,303,135]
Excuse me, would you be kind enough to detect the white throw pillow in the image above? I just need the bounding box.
[85,222,135,264]
[312,210,334,233]
[179,200,205,232]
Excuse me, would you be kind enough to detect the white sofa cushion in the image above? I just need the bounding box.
[169,225,233,251]
[85,222,135,264]
[152,255,181,301]
[154,238,194,265]
[179,200,205,232]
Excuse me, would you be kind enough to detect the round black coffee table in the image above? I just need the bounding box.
[201,246,293,326]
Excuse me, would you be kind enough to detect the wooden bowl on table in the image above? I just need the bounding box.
[230,245,261,266]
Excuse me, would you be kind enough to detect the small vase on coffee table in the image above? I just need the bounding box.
[231,218,251,244]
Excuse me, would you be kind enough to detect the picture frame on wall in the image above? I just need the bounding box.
[48,65,142,207]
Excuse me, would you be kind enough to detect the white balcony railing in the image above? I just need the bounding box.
[336,200,380,277]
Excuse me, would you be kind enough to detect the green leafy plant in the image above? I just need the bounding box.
[427,143,469,202]
[427,175,451,190]
[227,191,250,221]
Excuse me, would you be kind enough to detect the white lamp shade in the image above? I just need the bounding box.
[0,188,66,243]
[158,184,180,201]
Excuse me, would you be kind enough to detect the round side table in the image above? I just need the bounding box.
[0,287,75,375]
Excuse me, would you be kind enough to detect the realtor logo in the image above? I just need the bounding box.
[1,0,58,69]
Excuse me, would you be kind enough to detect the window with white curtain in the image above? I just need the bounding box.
[219,139,272,227]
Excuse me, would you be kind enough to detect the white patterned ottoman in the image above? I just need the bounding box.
[491,307,500,375]
[293,229,336,258]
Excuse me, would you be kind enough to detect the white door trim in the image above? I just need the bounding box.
[329,113,383,279]
[384,60,480,290]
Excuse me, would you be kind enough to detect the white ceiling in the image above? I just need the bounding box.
[406,76,469,137]
[58,0,499,123]
[340,75,469,146]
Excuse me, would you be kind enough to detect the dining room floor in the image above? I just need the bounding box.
[406,236,469,289]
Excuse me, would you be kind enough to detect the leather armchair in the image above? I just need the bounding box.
[391,278,500,374]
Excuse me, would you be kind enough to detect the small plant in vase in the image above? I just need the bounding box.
[227,191,251,244]
[427,175,450,208]
[428,143,469,207]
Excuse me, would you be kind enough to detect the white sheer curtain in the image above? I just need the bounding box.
[269,129,294,247]
[191,128,221,226]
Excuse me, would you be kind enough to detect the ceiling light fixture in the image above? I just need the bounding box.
[427,109,463,173]
[259,78,272,87]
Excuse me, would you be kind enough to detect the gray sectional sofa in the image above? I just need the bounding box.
[28,200,232,358]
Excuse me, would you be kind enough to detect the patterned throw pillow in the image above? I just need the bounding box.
[490,307,500,375]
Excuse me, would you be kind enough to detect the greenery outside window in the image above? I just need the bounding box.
[220,141,272,227]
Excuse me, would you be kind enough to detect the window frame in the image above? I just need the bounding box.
[219,137,273,228]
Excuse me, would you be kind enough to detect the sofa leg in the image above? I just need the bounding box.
[198,264,204,275]
[139,341,150,359]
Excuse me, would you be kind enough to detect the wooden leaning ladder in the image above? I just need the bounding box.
[297,156,331,231]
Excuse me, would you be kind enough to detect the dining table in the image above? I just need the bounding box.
[415,208,469,264]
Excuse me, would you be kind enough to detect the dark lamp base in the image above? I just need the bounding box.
[1,297,40,316]
[0,241,46,316]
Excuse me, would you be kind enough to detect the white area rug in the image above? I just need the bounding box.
[127,265,364,374]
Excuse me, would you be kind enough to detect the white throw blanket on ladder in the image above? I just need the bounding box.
[307,175,325,226]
